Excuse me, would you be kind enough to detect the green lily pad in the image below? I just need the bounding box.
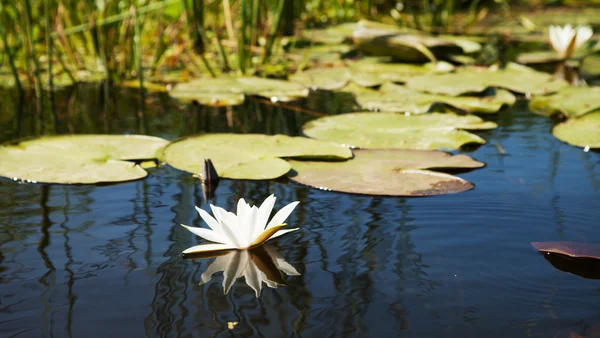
[293,44,353,63]
[122,80,168,93]
[302,22,359,44]
[437,35,482,54]
[302,20,420,45]
[406,64,568,96]
[353,28,456,63]
[163,133,353,180]
[530,87,600,118]
[355,83,515,114]
[289,67,350,90]
[288,149,478,196]
[302,112,496,150]
[169,76,309,106]
[582,55,600,78]
[516,51,564,66]
[552,111,600,149]
[0,135,169,184]
[348,57,454,87]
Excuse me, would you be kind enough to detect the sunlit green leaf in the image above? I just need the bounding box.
[355,82,515,114]
[530,87,600,118]
[302,112,496,150]
[163,134,353,180]
[0,135,169,184]
[552,111,600,148]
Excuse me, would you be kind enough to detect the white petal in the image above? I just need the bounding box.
[264,245,300,276]
[575,26,593,48]
[264,279,279,289]
[256,195,276,233]
[210,205,242,247]
[200,254,231,284]
[181,224,228,244]
[237,198,249,220]
[267,228,299,241]
[222,250,250,294]
[196,206,226,235]
[210,205,238,228]
[265,201,300,230]
[244,262,263,297]
[243,206,260,248]
[182,243,236,255]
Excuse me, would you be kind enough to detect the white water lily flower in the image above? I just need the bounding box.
[548,24,593,59]
[197,245,300,297]
[181,195,299,254]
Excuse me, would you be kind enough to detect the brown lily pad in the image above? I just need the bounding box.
[288,149,480,196]
[531,241,600,260]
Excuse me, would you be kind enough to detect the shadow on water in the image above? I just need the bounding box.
[541,253,600,280]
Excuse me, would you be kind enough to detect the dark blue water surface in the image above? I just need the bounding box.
[0,86,599,338]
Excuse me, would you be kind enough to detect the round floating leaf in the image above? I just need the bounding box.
[530,87,600,118]
[552,111,600,148]
[531,241,600,260]
[406,64,568,96]
[169,76,309,106]
[302,112,496,150]
[302,22,359,44]
[356,83,515,114]
[516,51,564,65]
[288,149,476,196]
[348,57,454,87]
[582,55,600,78]
[353,28,457,63]
[293,44,354,64]
[289,67,350,90]
[163,134,353,180]
[0,135,169,184]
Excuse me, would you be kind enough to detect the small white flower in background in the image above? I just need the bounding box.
[181,195,299,254]
[198,245,300,297]
[548,24,593,59]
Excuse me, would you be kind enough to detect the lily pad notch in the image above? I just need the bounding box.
[162,133,353,180]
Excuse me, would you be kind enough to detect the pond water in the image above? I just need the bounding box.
[1,85,599,338]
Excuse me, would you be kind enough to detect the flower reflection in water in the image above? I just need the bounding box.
[183,244,300,297]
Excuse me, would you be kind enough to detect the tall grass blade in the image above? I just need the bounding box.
[0,2,23,92]
[44,0,54,93]
[261,0,286,65]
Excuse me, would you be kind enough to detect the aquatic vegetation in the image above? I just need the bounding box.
[163,134,352,180]
[180,195,299,254]
[0,135,168,184]
[532,241,600,260]
[405,63,568,96]
[169,76,309,106]
[533,242,600,280]
[552,112,600,149]
[548,24,593,59]
[347,58,454,87]
[353,82,515,114]
[187,245,300,297]
[352,26,476,63]
[289,149,483,196]
[530,87,600,118]
[302,112,496,150]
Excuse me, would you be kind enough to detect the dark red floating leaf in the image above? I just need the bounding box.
[532,241,600,280]
[531,241,600,260]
